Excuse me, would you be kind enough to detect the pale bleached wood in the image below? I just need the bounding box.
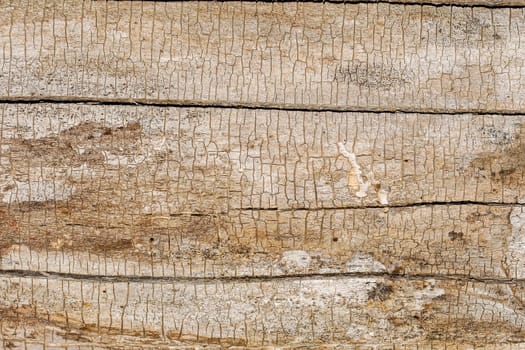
[1,1,525,111]
[1,275,525,348]
[1,103,524,211]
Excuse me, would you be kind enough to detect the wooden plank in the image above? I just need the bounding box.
[2,104,524,211]
[1,1,525,112]
[2,1,525,348]
[1,275,525,348]
[0,104,524,279]
[0,203,521,280]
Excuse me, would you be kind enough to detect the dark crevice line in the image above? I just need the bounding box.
[169,212,212,217]
[12,201,525,220]
[2,96,525,116]
[1,269,525,285]
[127,201,525,217]
[235,200,525,212]
[102,0,525,10]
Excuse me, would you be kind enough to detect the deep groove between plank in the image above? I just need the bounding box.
[103,0,525,10]
[58,202,525,218]
[1,269,524,285]
[2,96,525,116]
[235,201,525,212]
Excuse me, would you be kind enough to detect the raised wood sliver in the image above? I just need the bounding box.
[2,0,525,349]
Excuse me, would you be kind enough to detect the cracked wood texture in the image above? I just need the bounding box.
[2,0,525,112]
[2,1,525,350]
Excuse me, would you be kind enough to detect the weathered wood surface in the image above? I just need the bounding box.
[317,0,525,5]
[2,275,525,349]
[0,104,525,281]
[1,202,521,279]
[2,0,525,349]
[127,0,525,6]
[2,1,525,112]
[0,103,524,347]
[1,103,524,210]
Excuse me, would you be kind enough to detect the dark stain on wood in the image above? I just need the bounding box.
[7,122,143,168]
[470,125,525,186]
[368,282,394,302]
[333,62,413,90]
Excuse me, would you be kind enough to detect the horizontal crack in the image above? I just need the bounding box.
[104,0,525,9]
[1,269,524,285]
[1,96,525,116]
[73,201,524,218]
[236,200,525,212]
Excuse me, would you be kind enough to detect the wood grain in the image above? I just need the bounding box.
[2,0,525,348]
[0,202,520,280]
[1,103,524,211]
[1,275,525,348]
[2,1,525,112]
[1,103,524,281]
[125,0,525,7]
